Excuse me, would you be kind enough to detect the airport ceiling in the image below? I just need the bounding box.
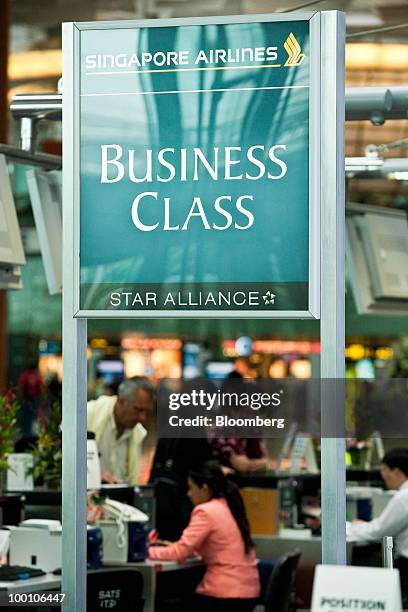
[10,0,408,41]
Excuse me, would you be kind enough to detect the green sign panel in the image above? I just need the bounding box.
[76,15,319,317]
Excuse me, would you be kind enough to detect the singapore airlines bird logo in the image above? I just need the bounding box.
[284,33,305,67]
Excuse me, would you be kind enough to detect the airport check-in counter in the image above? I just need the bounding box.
[5,485,155,524]
[254,532,381,609]
[234,469,383,528]
[233,468,383,491]
[2,472,389,611]
[237,469,386,608]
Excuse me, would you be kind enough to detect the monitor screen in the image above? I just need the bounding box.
[0,155,25,266]
[26,169,62,295]
[357,211,408,300]
[346,208,408,316]
[205,361,235,379]
[96,359,125,385]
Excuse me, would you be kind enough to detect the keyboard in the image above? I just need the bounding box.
[0,566,46,581]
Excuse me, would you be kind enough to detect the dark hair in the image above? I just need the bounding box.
[382,449,408,478]
[227,370,243,379]
[188,461,254,554]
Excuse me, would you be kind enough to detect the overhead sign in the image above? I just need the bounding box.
[311,565,402,612]
[71,14,320,317]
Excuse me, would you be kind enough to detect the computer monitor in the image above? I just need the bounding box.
[0,263,22,290]
[182,342,202,379]
[26,169,62,295]
[205,361,235,379]
[96,359,125,385]
[357,211,408,300]
[346,204,408,316]
[0,154,25,266]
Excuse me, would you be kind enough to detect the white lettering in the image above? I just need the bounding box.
[131,192,159,231]
[235,195,254,230]
[182,197,211,231]
[163,197,179,231]
[213,196,233,230]
[193,148,219,181]
[268,145,287,179]
[85,55,97,70]
[157,148,176,183]
[110,292,121,306]
[129,149,153,183]
[246,145,266,180]
[100,145,124,183]
[225,146,242,180]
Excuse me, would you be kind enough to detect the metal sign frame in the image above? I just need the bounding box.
[62,11,345,612]
[65,13,321,320]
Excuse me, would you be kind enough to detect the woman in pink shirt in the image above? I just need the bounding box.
[149,461,260,612]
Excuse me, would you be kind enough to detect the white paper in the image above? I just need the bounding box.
[311,564,402,612]
[0,530,10,556]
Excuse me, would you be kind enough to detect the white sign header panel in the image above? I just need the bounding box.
[311,565,402,612]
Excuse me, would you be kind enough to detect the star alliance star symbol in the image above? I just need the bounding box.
[262,290,276,305]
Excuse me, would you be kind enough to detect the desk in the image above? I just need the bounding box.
[233,471,318,491]
[233,468,382,490]
[4,486,154,524]
[0,574,60,611]
[254,534,370,608]
[0,560,203,611]
[0,574,61,595]
[6,484,156,529]
[109,558,204,612]
[6,485,136,508]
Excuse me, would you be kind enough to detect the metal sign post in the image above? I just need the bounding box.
[320,11,346,565]
[62,24,88,611]
[62,12,345,609]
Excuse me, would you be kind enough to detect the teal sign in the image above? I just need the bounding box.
[78,17,317,316]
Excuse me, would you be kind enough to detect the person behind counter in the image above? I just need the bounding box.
[150,437,214,540]
[149,460,260,612]
[348,448,408,606]
[210,436,269,473]
[210,372,269,473]
[87,376,154,485]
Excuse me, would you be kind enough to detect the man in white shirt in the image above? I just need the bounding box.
[87,377,154,485]
[348,448,408,606]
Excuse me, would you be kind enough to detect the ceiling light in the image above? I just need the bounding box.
[8,50,61,82]
[346,43,408,72]
[345,12,383,28]
[388,172,408,181]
